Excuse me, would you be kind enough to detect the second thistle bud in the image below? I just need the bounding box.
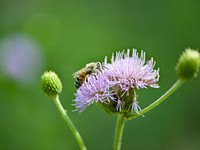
[41,71,63,98]
[176,48,200,81]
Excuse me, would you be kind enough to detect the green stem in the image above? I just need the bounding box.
[53,95,87,150]
[128,79,184,119]
[113,114,126,150]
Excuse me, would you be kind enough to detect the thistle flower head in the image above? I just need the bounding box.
[41,71,62,98]
[73,72,115,112]
[73,49,160,115]
[104,49,160,94]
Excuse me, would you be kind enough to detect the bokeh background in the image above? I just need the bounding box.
[0,0,200,150]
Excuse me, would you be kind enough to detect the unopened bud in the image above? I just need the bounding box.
[41,71,62,98]
[176,48,200,80]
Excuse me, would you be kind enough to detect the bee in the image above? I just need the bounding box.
[72,62,102,89]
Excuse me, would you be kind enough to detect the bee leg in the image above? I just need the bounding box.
[85,75,89,82]
[75,80,81,89]
[101,62,108,70]
[90,72,98,80]
[94,73,98,80]
[103,65,108,70]
[85,75,90,88]
[96,62,103,71]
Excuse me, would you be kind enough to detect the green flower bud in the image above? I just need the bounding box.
[176,48,200,81]
[41,71,63,98]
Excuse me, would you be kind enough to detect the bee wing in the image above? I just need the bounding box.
[72,68,85,78]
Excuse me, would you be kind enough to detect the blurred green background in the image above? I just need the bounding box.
[0,0,200,150]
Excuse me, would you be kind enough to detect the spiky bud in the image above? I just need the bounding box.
[176,48,200,81]
[41,71,62,98]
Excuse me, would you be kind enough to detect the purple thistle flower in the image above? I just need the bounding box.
[73,72,115,112]
[103,49,159,113]
[104,49,159,92]
[73,49,160,114]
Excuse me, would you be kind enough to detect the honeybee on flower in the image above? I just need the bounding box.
[72,62,102,89]
[73,49,160,115]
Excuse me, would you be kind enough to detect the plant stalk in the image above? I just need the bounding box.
[113,114,126,150]
[53,95,87,150]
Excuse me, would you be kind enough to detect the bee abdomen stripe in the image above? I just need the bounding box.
[80,75,85,78]
[77,77,84,81]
